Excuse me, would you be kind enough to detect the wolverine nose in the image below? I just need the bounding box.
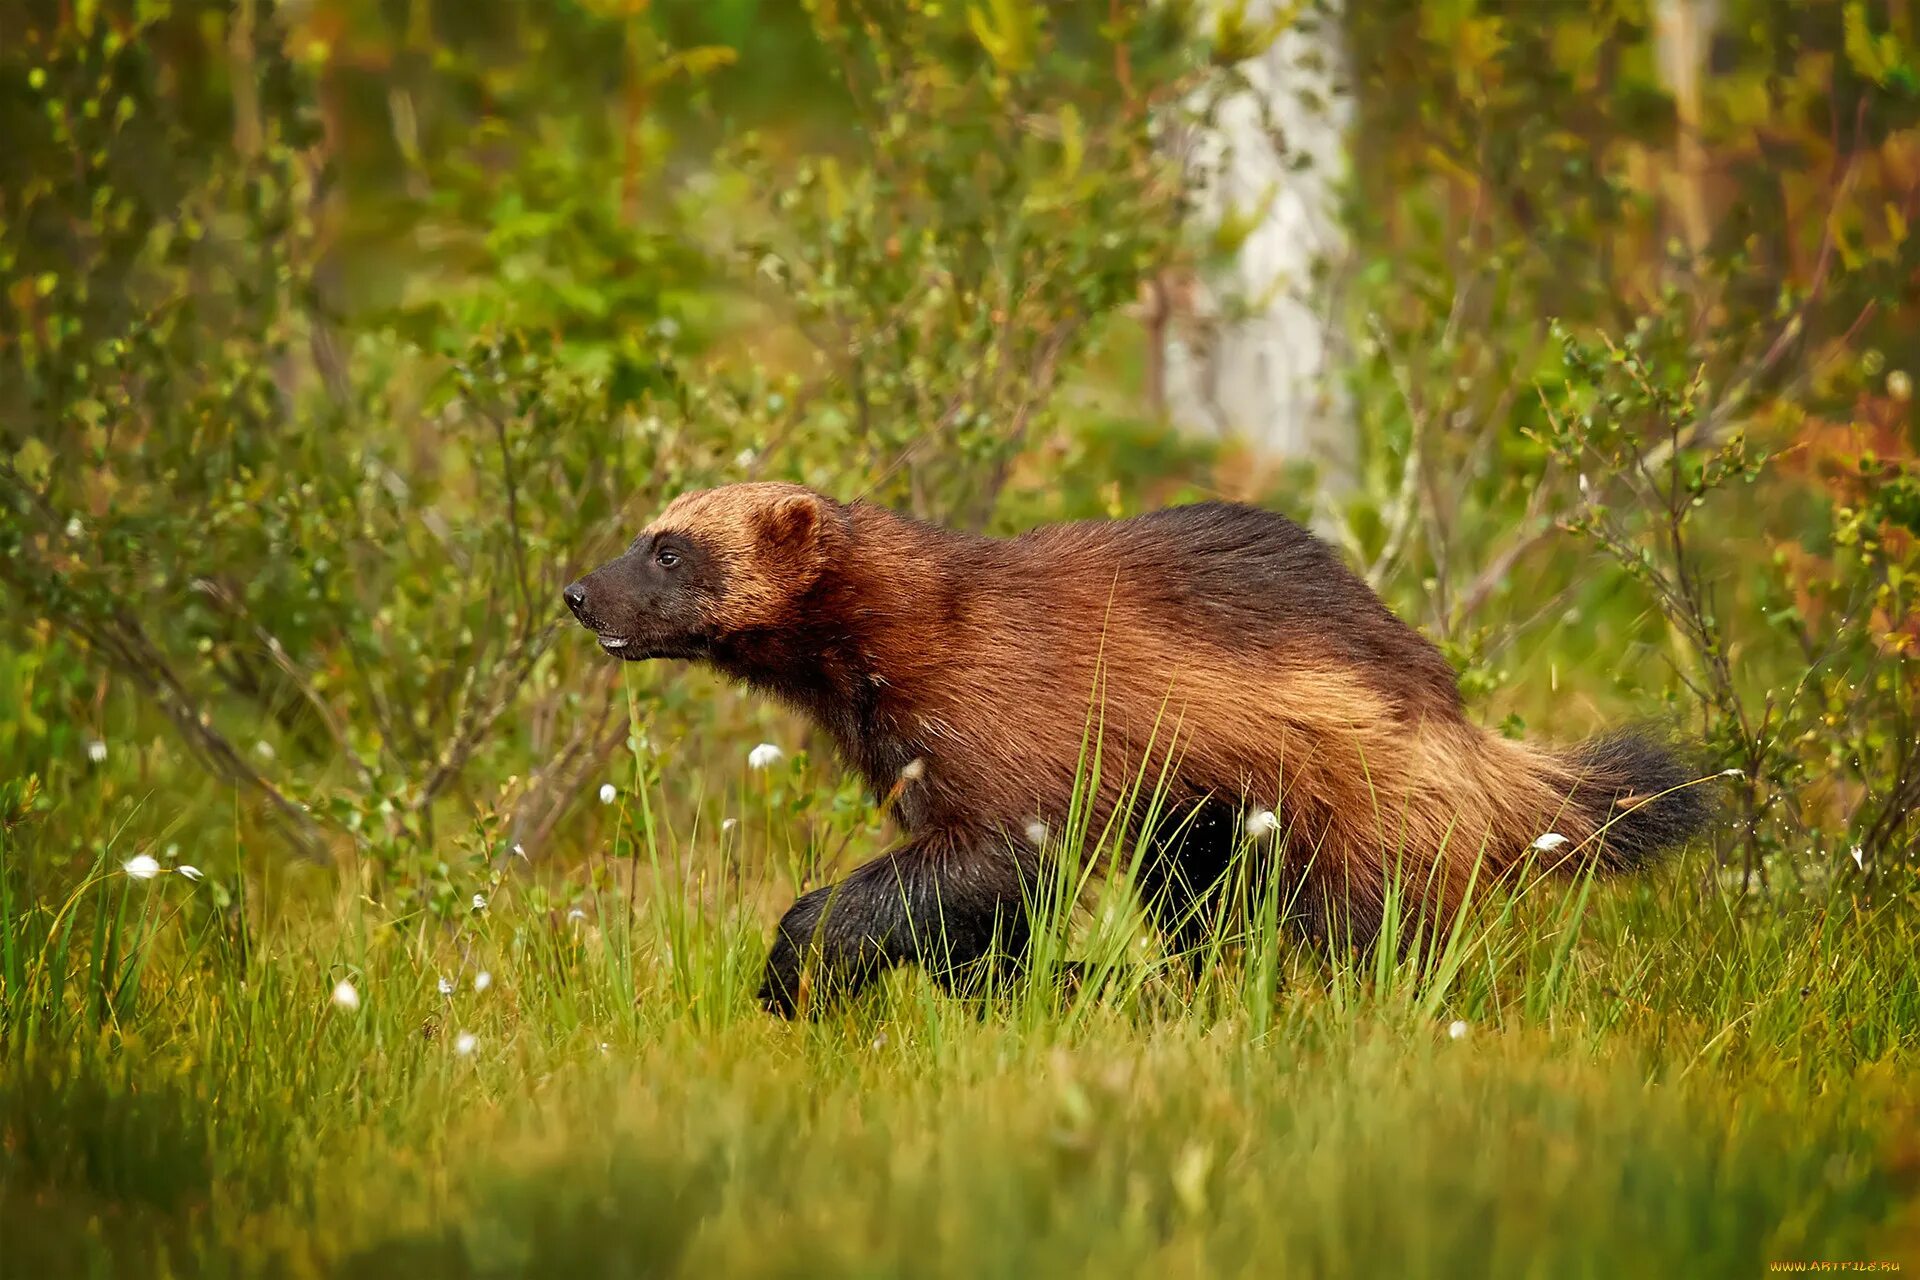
[563,582,588,620]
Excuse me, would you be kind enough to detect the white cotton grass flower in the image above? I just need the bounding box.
[598,782,617,805]
[65,515,84,539]
[747,742,785,770]
[1529,833,1571,854]
[253,740,275,762]
[123,854,161,881]
[1244,809,1280,838]
[437,976,455,996]
[454,1031,478,1056]
[1447,1019,1469,1041]
[721,817,739,835]
[473,971,492,993]
[899,757,926,782]
[1850,845,1865,871]
[511,842,528,861]
[567,907,588,924]
[177,865,204,882]
[330,979,361,1012]
[471,893,488,912]
[86,739,108,764]
[1024,820,1048,849]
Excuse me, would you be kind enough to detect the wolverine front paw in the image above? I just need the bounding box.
[756,882,887,1017]
[757,920,812,1017]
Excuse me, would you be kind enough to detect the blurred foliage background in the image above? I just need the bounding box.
[0,0,1916,922]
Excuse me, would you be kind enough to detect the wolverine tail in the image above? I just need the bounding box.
[1552,731,1713,872]
[1284,723,1711,951]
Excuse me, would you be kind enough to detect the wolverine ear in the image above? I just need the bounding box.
[755,492,827,576]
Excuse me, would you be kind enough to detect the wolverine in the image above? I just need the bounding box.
[564,482,1707,1015]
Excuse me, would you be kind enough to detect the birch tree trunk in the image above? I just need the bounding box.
[1163,0,1355,496]
[1653,0,1721,255]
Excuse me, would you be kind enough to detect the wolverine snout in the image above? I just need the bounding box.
[564,545,712,662]
[561,565,634,653]
[563,575,615,633]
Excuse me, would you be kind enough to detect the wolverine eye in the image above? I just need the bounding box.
[654,548,681,569]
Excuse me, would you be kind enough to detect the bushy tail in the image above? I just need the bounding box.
[1560,732,1714,873]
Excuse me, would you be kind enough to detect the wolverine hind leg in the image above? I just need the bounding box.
[1134,801,1291,970]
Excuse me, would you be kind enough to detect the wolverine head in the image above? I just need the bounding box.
[564,482,841,660]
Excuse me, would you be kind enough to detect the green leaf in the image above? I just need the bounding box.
[968,0,1043,75]
[1843,1,1911,86]
[1058,103,1084,180]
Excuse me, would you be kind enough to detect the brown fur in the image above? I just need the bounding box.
[565,486,1706,1013]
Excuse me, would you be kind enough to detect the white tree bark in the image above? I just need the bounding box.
[1652,0,1721,254]
[1164,0,1355,493]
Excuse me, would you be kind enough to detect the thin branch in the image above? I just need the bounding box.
[503,671,628,863]
[190,576,378,790]
[1452,515,1560,623]
[1364,315,1430,591]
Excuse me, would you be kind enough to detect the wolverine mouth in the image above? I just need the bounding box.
[593,633,706,662]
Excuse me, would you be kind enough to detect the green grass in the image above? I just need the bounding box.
[4,776,1919,1278]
